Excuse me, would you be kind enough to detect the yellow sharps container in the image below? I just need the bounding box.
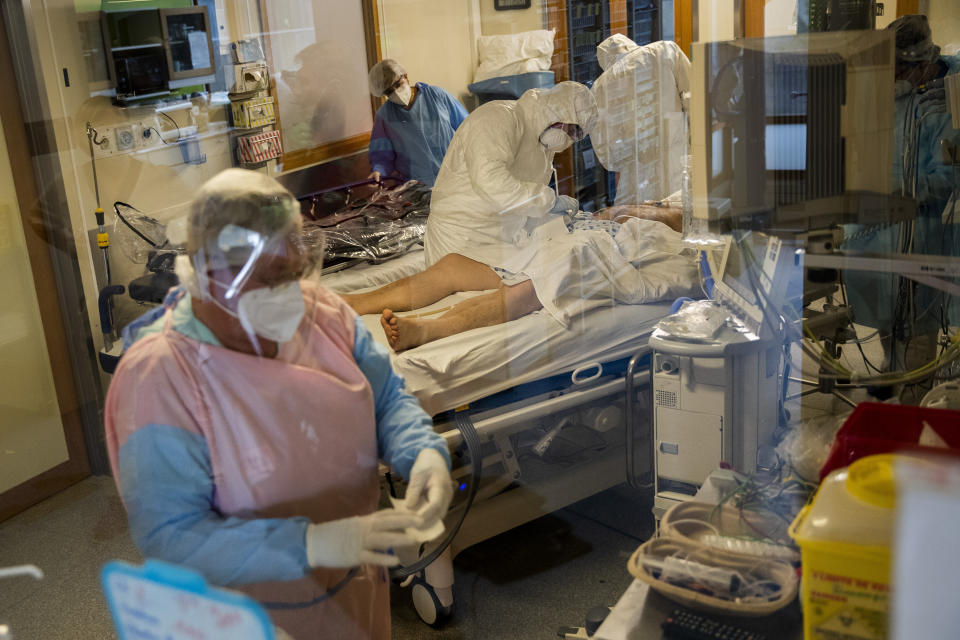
[789,454,901,640]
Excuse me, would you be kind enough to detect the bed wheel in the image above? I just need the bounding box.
[411,578,453,627]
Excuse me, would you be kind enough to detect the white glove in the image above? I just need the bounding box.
[305,509,424,569]
[404,448,453,527]
[549,194,579,215]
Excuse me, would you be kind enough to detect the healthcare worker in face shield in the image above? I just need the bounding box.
[843,14,960,401]
[104,169,453,639]
[367,59,469,186]
[590,34,690,206]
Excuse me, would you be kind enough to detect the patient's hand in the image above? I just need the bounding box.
[596,203,683,233]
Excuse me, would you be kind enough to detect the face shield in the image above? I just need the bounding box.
[175,171,324,351]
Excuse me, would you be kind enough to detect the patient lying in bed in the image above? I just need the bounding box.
[342,206,696,352]
[342,82,696,351]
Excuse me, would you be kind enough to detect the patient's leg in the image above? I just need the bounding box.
[341,253,502,316]
[381,280,542,352]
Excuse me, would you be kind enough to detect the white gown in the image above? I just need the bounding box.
[591,38,691,206]
[424,81,697,328]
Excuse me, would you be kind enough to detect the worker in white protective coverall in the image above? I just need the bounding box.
[344,81,698,351]
[590,34,690,213]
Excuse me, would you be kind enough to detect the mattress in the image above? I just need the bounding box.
[365,298,668,415]
[323,251,672,416]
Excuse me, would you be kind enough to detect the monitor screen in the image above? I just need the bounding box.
[161,8,214,81]
[690,30,896,231]
[722,231,769,309]
[115,50,168,97]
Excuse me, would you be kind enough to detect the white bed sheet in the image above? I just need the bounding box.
[323,249,426,293]
[323,251,672,416]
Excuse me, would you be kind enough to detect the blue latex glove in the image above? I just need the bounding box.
[549,194,579,215]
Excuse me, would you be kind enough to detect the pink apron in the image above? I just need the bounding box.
[121,284,390,639]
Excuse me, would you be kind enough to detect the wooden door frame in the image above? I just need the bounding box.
[743,0,764,38]
[675,0,763,56]
[897,0,919,16]
[675,0,693,56]
[0,7,91,522]
[259,0,382,172]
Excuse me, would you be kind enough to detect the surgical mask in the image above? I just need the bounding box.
[236,281,306,343]
[540,128,573,152]
[179,254,306,343]
[389,82,413,106]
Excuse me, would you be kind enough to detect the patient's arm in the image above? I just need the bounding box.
[595,203,683,232]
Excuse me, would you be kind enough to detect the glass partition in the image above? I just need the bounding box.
[0,0,957,637]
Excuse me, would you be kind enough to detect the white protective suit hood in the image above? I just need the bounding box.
[591,40,690,205]
[424,81,598,265]
[597,34,640,71]
[522,81,599,145]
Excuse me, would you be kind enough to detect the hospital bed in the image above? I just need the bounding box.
[323,248,674,624]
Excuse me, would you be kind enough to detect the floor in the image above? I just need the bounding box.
[0,475,655,639]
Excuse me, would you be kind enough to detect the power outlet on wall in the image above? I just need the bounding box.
[91,123,143,159]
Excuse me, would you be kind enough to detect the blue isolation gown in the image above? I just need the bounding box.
[843,55,960,337]
[368,82,468,186]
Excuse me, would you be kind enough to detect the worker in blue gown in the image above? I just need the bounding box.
[367,59,469,186]
[843,15,960,401]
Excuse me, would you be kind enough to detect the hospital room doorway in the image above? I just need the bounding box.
[0,11,91,523]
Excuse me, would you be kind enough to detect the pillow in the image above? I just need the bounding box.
[475,29,556,83]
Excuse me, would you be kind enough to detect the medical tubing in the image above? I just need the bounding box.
[802,322,960,386]
[260,567,359,610]
[388,411,483,580]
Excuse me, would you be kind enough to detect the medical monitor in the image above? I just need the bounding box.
[713,231,801,339]
[690,30,908,233]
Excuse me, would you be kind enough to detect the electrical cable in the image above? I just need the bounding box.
[389,411,483,580]
[261,568,359,610]
[802,330,960,386]
[838,274,883,373]
[157,110,183,141]
[147,126,178,146]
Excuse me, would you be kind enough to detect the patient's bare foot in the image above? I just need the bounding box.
[380,308,398,343]
[380,309,429,352]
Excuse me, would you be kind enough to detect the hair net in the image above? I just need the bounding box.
[186,167,322,286]
[597,34,639,71]
[887,14,940,64]
[187,168,299,264]
[535,81,599,138]
[369,59,407,97]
